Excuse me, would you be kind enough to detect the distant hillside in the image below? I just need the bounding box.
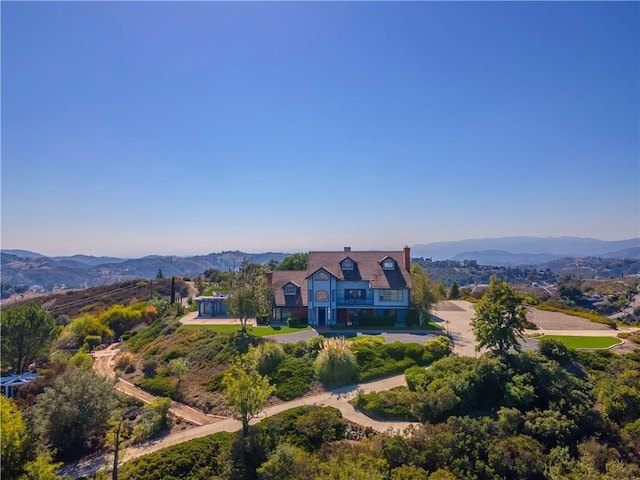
[0,278,185,318]
[415,255,640,288]
[52,254,127,266]
[1,249,46,259]
[413,236,640,262]
[450,250,561,266]
[1,250,290,291]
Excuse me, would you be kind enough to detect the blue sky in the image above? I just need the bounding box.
[2,1,638,257]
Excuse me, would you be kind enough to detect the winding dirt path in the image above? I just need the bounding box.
[92,344,221,426]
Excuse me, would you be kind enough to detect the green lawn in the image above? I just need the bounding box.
[180,324,312,337]
[540,335,623,349]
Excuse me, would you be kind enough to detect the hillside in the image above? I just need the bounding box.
[1,250,289,291]
[416,256,640,288]
[0,278,187,319]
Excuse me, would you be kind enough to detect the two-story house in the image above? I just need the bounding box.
[269,246,412,327]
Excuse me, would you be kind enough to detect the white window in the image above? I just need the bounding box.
[341,259,354,271]
[382,259,395,270]
[284,285,296,295]
[379,289,403,302]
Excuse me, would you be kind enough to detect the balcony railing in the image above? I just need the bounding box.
[337,298,374,306]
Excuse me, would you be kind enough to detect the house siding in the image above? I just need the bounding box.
[270,247,412,327]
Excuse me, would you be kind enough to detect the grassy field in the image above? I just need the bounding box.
[541,335,622,349]
[180,324,312,336]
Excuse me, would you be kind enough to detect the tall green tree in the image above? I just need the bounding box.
[448,281,460,300]
[471,276,529,353]
[276,253,308,271]
[31,368,118,459]
[223,359,275,437]
[228,274,271,336]
[409,264,439,326]
[1,303,58,373]
[1,396,28,478]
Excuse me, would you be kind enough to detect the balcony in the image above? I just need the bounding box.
[337,298,374,306]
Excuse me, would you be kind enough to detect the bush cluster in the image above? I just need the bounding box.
[354,336,450,382]
[353,387,416,420]
[271,358,315,400]
[137,377,178,400]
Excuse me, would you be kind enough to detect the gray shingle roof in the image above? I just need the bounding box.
[307,250,412,289]
[271,270,308,307]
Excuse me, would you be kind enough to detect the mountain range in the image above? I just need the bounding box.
[2,236,639,290]
[412,236,640,265]
[1,250,289,290]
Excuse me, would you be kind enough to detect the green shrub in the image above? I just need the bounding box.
[538,338,573,365]
[287,317,301,328]
[424,336,451,362]
[253,342,286,375]
[271,358,315,400]
[284,340,312,359]
[382,341,407,361]
[353,387,417,420]
[307,336,324,352]
[358,358,416,382]
[314,337,358,386]
[206,373,225,392]
[137,377,178,400]
[120,431,235,478]
[142,359,158,378]
[69,352,93,369]
[405,366,429,392]
[404,342,426,361]
[351,340,430,383]
[351,336,385,347]
[84,335,102,351]
[255,406,346,452]
[161,349,184,363]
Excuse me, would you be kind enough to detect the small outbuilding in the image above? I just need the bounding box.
[194,295,229,318]
[1,372,41,398]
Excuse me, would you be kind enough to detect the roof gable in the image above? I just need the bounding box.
[307,250,411,289]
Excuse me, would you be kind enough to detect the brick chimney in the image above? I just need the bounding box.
[403,246,411,271]
[266,270,273,285]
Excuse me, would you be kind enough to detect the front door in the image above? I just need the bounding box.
[318,307,326,326]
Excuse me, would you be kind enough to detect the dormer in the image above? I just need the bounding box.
[380,256,396,270]
[283,283,298,295]
[340,257,355,271]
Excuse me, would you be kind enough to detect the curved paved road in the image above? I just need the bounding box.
[62,372,417,478]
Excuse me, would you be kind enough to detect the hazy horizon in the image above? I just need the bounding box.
[2,235,639,260]
[2,2,638,258]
